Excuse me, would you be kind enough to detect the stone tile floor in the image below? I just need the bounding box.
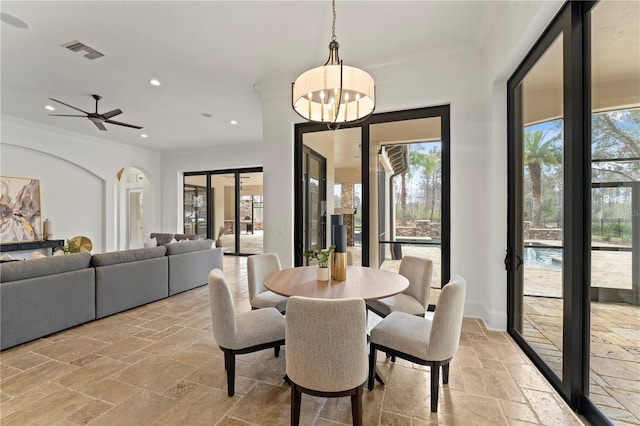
[524,296,640,425]
[0,256,586,425]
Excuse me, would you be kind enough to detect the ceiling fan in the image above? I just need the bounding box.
[48,94,143,131]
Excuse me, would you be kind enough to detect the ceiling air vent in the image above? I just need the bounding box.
[62,41,104,60]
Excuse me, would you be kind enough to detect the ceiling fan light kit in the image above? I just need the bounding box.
[48,94,142,131]
[291,0,375,130]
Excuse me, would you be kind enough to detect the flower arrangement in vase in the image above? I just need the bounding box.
[302,245,335,281]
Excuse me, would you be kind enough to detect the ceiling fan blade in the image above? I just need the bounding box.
[48,114,86,117]
[93,121,107,131]
[104,119,143,129]
[49,98,89,114]
[101,109,122,119]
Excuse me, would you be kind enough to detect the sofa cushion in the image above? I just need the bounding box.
[165,239,213,255]
[167,247,222,296]
[174,234,196,241]
[91,246,167,267]
[1,268,96,349]
[149,233,173,246]
[95,257,168,318]
[143,237,158,248]
[0,252,92,283]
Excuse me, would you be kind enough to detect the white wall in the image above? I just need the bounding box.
[0,115,161,253]
[480,0,564,328]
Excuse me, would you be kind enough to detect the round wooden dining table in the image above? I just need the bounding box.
[264,265,409,301]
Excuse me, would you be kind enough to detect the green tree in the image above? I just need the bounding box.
[411,149,438,219]
[524,129,561,227]
[592,109,640,182]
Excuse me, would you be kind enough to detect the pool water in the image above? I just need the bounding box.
[524,247,562,270]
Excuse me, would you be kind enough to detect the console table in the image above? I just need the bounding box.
[1,239,65,253]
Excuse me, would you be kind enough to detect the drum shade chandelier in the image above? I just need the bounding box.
[292,0,375,130]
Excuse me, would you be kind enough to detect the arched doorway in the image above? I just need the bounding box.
[116,166,149,250]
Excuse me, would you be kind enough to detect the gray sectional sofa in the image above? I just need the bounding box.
[93,246,169,319]
[0,240,223,350]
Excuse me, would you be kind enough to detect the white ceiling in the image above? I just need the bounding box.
[1,1,495,152]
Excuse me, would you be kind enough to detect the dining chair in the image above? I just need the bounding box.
[366,256,433,318]
[247,252,288,313]
[207,268,285,396]
[286,296,368,426]
[367,275,466,412]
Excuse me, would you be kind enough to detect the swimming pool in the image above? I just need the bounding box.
[524,246,562,270]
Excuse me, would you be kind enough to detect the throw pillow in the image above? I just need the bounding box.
[31,252,47,259]
[169,238,178,244]
[53,250,65,256]
[144,237,158,248]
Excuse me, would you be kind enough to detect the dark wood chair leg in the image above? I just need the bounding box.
[351,386,363,426]
[367,346,377,390]
[274,345,280,357]
[442,362,450,384]
[430,364,439,412]
[225,350,235,397]
[291,385,302,426]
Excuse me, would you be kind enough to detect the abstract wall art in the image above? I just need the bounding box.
[0,176,42,242]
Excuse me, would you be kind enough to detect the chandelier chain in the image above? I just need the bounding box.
[331,0,336,41]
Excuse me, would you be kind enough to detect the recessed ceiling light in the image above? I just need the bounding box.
[44,105,55,111]
[201,113,213,118]
[141,134,148,138]
[149,79,161,86]
[230,120,238,125]
[1,13,29,30]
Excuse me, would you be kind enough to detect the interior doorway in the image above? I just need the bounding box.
[127,189,143,249]
[116,166,148,250]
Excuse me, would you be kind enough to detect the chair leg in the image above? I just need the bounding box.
[291,384,302,426]
[351,386,363,426]
[367,346,377,391]
[430,364,439,412]
[274,345,280,357]
[442,362,450,384]
[225,350,235,397]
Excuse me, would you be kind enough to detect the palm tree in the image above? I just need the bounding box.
[524,129,561,227]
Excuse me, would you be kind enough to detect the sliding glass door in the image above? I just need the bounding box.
[508,2,639,423]
[368,114,448,289]
[509,26,567,380]
[588,1,639,423]
[294,106,450,288]
[184,168,263,255]
[184,175,209,240]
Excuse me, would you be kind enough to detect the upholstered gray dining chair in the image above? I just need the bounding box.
[207,268,285,396]
[367,275,466,413]
[366,256,433,318]
[247,252,288,313]
[286,296,368,426]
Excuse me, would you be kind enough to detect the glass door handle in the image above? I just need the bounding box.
[505,248,524,271]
